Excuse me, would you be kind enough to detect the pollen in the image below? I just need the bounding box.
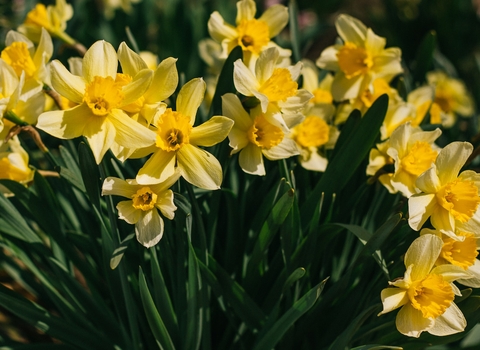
[248,114,284,149]
[83,76,124,116]
[155,108,192,152]
[237,19,270,54]
[1,42,37,78]
[337,42,373,79]
[436,179,480,223]
[132,187,158,211]
[400,141,438,176]
[440,232,478,270]
[408,274,454,319]
[259,68,298,103]
[293,116,330,148]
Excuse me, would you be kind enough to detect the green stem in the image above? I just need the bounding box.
[4,110,29,127]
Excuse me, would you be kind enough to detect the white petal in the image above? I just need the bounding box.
[428,303,466,336]
[234,59,259,96]
[135,209,164,248]
[221,93,252,131]
[208,12,238,43]
[117,200,142,224]
[408,193,437,231]
[102,177,137,198]
[239,143,265,175]
[263,138,299,160]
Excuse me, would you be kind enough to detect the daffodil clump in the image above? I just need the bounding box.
[2,1,480,348]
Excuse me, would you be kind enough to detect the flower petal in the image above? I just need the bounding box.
[336,14,367,46]
[404,234,443,281]
[431,264,472,283]
[415,166,441,194]
[50,60,85,104]
[428,303,466,336]
[331,72,366,102]
[316,45,340,72]
[396,303,434,338]
[259,4,288,38]
[430,206,456,233]
[117,42,148,77]
[135,209,164,248]
[83,40,118,81]
[102,177,137,198]
[458,259,480,288]
[117,200,141,224]
[190,116,234,147]
[263,138,299,160]
[436,142,473,184]
[137,150,176,185]
[33,28,53,69]
[144,57,178,103]
[239,143,265,175]
[36,103,91,139]
[222,93,252,131]
[121,69,153,105]
[255,47,279,84]
[378,287,409,315]
[208,12,238,43]
[109,109,156,149]
[176,78,205,125]
[408,193,437,231]
[177,144,223,190]
[234,59,259,97]
[84,117,116,164]
[154,189,177,220]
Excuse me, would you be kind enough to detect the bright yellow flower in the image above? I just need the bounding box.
[36,40,156,164]
[136,78,234,190]
[316,14,402,102]
[102,171,179,248]
[409,142,480,234]
[222,93,299,176]
[0,136,34,185]
[379,234,470,338]
[208,0,290,67]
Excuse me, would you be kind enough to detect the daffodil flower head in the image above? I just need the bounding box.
[408,141,480,234]
[222,93,299,176]
[300,59,335,109]
[0,136,34,186]
[379,234,471,337]
[101,171,180,248]
[36,40,157,164]
[136,78,234,190]
[208,0,291,67]
[316,14,403,102]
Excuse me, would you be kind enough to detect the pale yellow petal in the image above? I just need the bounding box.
[239,143,265,175]
[234,59,259,97]
[335,14,367,46]
[0,59,20,97]
[236,0,256,23]
[221,93,252,131]
[316,45,341,72]
[136,150,176,185]
[378,288,408,315]
[431,264,472,283]
[263,138,299,160]
[50,60,85,104]
[176,78,205,125]
[135,209,164,248]
[122,69,153,105]
[83,40,118,81]
[144,57,178,103]
[177,144,222,190]
[404,234,443,280]
[458,260,480,288]
[255,47,279,83]
[259,4,289,38]
[102,177,137,198]
[435,142,473,184]
[36,104,91,139]
[109,109,156,149]
[5,30,33,48]
[228,128,249,154]
[364,28,386,56]
[415,166,441,194]
[428,303,466,336]
[331,72,366,102]
[154,190,177,220]
[408,193,437,231]
[208,12,238,43]
[190,116,233,147]
[396,303,433,338]
[117,42,148,77]
[33,28,53,68]
[430,207,456,233]
[117,200,141,224]
[84,116,115,164]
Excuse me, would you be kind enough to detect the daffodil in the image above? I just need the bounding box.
[18,0,75,45]
[102,171,179,248]
[208,0,291,68]
[427,71,474,128]
[316,14,402,102]
[101,0,142,20]
[1,29,53,86]
[36,40,156,164]
[136,78,234,190]
[222,93,299,176]
[408,142,480,235]
[290,105,338,172]
[421,228,480,288]
[379,234,471,337]
[234,47,312,128]
[384,123,441,197]
[366,138,394,191]
[301,59,335,107]
[0,136,34,185]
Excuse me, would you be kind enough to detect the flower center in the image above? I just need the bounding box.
[259,68,298,103]
[132,187,158,211]
[439,232,478,270]
[312,88,333,104]
[155,108,192,152]
[248,114,283,149]
[24,4,52,30]
[337,42,373,79]
[408,274,454,318]
[1,42,37,78]
[400,141,438,176]
[436,179,480,223]
[237,19,270,54]
[83,76,124,116]
[293,116,329,148]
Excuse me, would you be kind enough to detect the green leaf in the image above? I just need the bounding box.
[252,278,327,350]
[110,233,135,269]
[59,145,86,192]
[78,142,101,209]
[350,346,403,350]
[138,267,176,350]
[288,0,301,63]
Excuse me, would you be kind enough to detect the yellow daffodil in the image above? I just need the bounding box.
[36,40,156,164]
[136,78,234,190]
[208,0,291,68]
[102,171,179,248]
[0,136,34,185]
[379,234,471,338]
[101,0,142,20]
[427,71,474,128]
[301,59,335,107]
[421,228,480,288]
[1,29,53,86]
[316,14,402,102]
[234,47,312,128]
[290,105,338,172]
[366,138,395,191]
[408,142,480,234]
[383,123,441,197]
[18,0,75,45]
[222,93,299,176]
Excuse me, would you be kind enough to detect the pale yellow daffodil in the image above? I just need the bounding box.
[379,234,470,338]
[101,0,142,20]
[408,141,480,235]
[18,0,75,45]
[208,0,291,68]
[0,136,34,185]
[301,59,335,107]
[136,78,234,190]
[316,14,402,102]
[427,71,474,128]
[222,93,299,176]
[36,40,156,164]
[102,171,179,248]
